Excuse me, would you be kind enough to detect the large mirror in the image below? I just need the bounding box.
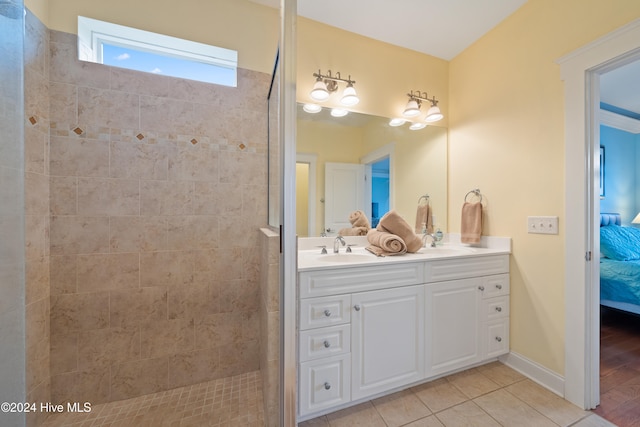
[296,104,447,237]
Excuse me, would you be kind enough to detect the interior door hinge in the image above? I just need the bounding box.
[585,251,592,261]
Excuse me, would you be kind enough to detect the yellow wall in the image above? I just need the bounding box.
[35,0,278,73]
[449,0,640,374]
[296,163,310,237]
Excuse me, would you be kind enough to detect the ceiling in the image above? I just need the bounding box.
[251,0,640,118]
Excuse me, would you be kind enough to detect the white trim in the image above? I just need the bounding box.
[600,109,640,134]
[499,352,565,397]
[296,153,317,237]
[558,17,640,409]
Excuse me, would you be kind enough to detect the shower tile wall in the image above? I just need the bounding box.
[24,9,51,427]
[47,29,269,405]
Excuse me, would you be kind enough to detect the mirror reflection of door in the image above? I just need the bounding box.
[296,153,317,237]
[370,157,390,227]
[324,162,365,235]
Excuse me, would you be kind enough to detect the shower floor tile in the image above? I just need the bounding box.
[41,371,264,427]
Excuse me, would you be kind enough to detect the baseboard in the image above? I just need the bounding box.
[499,351,565,397]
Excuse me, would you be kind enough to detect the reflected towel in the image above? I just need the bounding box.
[338,226,369,236]
[415,204,433,234]
[377,210,422,253]
[461,202,482,244]
[349,210,371,228]
[366,229,407,256]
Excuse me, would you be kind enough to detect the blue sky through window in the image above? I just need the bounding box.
[102,43,236,86]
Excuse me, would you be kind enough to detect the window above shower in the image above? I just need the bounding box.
[77,16,238,86]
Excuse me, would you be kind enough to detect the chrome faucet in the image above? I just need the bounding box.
[333,235,346,253]
[422,233,437,248]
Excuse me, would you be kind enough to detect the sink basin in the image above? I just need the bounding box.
[316,253,374,263]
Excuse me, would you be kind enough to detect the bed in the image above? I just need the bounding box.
[600,213,640,315]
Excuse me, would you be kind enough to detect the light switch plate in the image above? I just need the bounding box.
[527,216,559,234]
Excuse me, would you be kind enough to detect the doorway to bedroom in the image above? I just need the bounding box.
[593,56,640,425]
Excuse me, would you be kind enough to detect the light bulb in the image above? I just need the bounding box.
[403,99,421,117]
[340,84,359,106]
[310,80,330,101]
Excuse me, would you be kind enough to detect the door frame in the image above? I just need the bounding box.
[559,18,640,409]
[296,153,317,236]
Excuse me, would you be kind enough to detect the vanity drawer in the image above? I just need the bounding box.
[299,263,424,298]
[424,255,509,283]
[300,295,351,330]
[483,318,509,359]
[299,354,351,416]
[300,324,350,362]
[482,296,509,321]
[480,274,509,298]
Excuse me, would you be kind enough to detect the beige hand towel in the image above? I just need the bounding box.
[349,210,371,229]
[377,210,422,253]
[461,202,482,244]
[366,229,407,256]
[415,204,433,234]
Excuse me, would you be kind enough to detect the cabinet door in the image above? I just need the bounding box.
[425,278,481,376]
[351,285,425,401]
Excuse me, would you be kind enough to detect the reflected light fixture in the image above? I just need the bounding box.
[330,108,348,117]
[310,70,359,106]
[303,103,322,113]
[409,122,427,130]
[389,118,406,127]
[402,90,443,123]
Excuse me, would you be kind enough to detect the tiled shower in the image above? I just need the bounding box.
[9,6,278,426]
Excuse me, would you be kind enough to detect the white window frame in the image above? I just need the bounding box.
[78,16,238,87]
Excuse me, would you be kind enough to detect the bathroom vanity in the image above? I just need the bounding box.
[296,236,510,420]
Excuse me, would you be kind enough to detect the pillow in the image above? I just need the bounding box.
[600,225,640,261]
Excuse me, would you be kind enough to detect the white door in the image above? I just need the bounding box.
[425,278,482,377]
[324,162,365,235]
[351,285,425,400]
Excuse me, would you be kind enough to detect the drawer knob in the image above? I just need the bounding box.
[323,340,331,348]
[495,336,502,342]
[354,304,361,311]
[496,284,503,290]
[478,286,485,291]
[323,309,331,317]
[495,306,502,312]
[324,382,331,390]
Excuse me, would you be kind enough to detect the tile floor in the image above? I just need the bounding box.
[40,362,617,427]
[300,362,616,427]
[41,371,264,427]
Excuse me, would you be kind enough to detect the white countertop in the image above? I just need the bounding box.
[297,234,511,272]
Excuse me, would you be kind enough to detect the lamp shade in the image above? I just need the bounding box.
[403,99,421,117]
[425,105,443,122]
[310,80,330,101]
[340,84,359,106]
[389,118,406,127]
[409,122,427,130]
[303,103,322,113]
[330,108,348,117]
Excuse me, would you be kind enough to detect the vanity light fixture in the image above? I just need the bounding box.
[330,108,348,117]
[303,103,322,113]
[402,90,443,123]
[409,122,427,130]
[310,70,359,106]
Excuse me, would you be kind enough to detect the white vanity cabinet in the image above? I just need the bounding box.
[297,252,509,420]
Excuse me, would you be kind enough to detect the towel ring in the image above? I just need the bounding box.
[417,194,430,204]
[464,189,482,203]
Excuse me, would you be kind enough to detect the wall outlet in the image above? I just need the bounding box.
[527,216,559,235]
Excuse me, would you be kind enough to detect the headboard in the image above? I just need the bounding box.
[600,213,621,227]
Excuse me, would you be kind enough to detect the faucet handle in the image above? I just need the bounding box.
[346,244,356,253]
[317,245,327,254]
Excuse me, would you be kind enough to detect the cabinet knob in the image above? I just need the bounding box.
[323,340,331,348]
[354,304,361,311]
[496,284,503,290]
[495,336,502,342]
[495,306,502,312]
[324,382,331,390]
[323,309,331,317]
[478,286,485,291]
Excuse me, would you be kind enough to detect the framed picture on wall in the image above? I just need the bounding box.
[600,145,605,198]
